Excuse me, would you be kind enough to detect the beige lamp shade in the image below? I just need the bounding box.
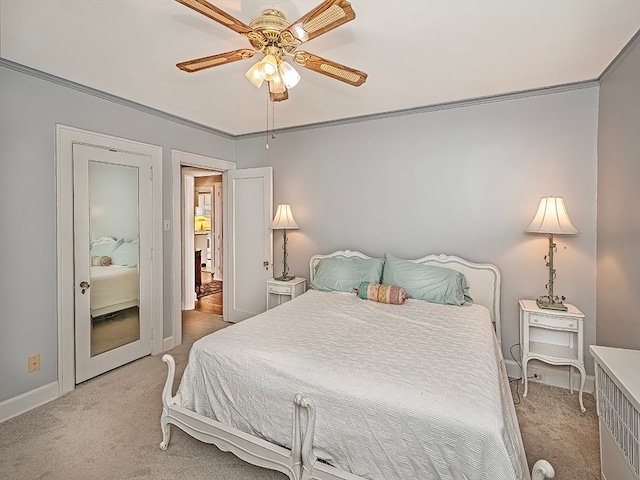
[269,72,287,94]
[271,204,299,230]
[258,54,278,81]
[245,62,265,88]
[195,216,210,231]
[525,196,579,235]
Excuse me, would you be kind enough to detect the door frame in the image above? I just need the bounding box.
[56,125,163,396]
[170,150,235,349]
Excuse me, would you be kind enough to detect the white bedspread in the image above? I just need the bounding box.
[90,265,138,314]
[175,290,529,480]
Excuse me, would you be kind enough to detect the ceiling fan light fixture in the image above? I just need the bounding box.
[245,61,265,88]
[174,1,368,102]
[269,72,287,94]
[279,60,301,89]
[259,54,278,81]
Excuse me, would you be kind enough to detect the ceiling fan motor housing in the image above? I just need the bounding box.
[248,9,289,50]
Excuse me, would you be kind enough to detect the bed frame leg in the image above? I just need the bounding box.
[531,459,555,479]
[294,394,318,480]
[159,354,177,450]
[291,395,304,480]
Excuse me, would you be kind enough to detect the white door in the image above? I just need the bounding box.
[73,144,153,383]
[226,167,273,322]
[213,183,223,279]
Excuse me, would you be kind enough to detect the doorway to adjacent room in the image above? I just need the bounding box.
[192,171,223,315]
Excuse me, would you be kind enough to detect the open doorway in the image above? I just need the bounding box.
[171,149,273,350]
[192,172,223,315]
[171,151,236,349]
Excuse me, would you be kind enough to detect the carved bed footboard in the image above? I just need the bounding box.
[160,354,303,479]
[160,354,554,480]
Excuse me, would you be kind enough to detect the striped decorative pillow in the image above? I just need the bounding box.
[91,255,112,266]
[355,282,407,305]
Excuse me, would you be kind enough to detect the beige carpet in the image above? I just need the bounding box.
[1,311,600,479]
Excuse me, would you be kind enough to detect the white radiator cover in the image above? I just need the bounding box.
[591,345,640,480]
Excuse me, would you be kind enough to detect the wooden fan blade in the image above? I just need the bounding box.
[283,0,355,44]
[293,51,367,87]
[177,49,255,72]
[175,0,253,35]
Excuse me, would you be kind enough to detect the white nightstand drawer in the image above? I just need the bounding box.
[529,313,578,331]
[266,277,307,310]
[268,283,292,294]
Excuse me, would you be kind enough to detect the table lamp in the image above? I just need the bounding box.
[271,204,299,281]
[525,196,579,311]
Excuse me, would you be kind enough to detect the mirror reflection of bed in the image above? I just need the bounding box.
[89,237,140,357]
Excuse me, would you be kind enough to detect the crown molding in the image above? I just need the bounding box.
[0,57,235,139]
[235,79,599,139]
[2,56,599,140]
[599,27,640,82]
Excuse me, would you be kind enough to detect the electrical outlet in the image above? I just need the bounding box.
[530,370,544,381]
[28,354,40,373]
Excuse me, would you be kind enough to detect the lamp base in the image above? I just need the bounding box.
[274,275,295,282]
[536,296,568,311]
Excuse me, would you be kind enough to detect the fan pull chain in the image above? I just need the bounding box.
[272,101,276,140]
[265,92,270,150]
[265,93,277,150]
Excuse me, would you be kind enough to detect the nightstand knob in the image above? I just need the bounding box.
[532,318,538,323]
[568,322,575,328]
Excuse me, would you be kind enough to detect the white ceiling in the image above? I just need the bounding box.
[2,0,640,136]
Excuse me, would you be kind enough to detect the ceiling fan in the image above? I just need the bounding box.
[175,0,368,102]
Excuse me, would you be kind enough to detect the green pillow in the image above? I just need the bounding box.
[382,253,471,306]
[111,240,139,267]
[90,237,123,257]
[310,256,384,293]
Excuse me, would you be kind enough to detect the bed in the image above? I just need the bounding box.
[90,264,139,318]
[89,236,139,318]
[160,250,554,480]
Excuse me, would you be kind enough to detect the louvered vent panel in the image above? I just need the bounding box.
[597,364,640,477]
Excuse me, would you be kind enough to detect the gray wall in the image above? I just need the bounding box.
[0,64,234,402]
[236,87,600,372]
[0,59,602,405]
[597,36,640,349]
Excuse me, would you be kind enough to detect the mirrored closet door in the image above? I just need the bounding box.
[72,144,152,383]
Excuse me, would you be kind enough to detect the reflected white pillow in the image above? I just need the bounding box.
[90,237,123,257]
[111,239,139,267]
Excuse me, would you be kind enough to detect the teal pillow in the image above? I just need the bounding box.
[90,237,123,257]
[382,253,471,306]
[310,256,384,293]
[111,240,139,267]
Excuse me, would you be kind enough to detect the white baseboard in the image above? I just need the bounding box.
[0,382,59,423]
[163,336,175,352]
[505,359,595,395]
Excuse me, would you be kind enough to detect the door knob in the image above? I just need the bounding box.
[80,281,90,294]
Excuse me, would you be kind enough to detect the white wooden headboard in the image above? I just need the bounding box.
[309,250,502,346]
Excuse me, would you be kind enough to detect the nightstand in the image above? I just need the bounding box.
[266,277,306,310]
[519,299,586,412]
